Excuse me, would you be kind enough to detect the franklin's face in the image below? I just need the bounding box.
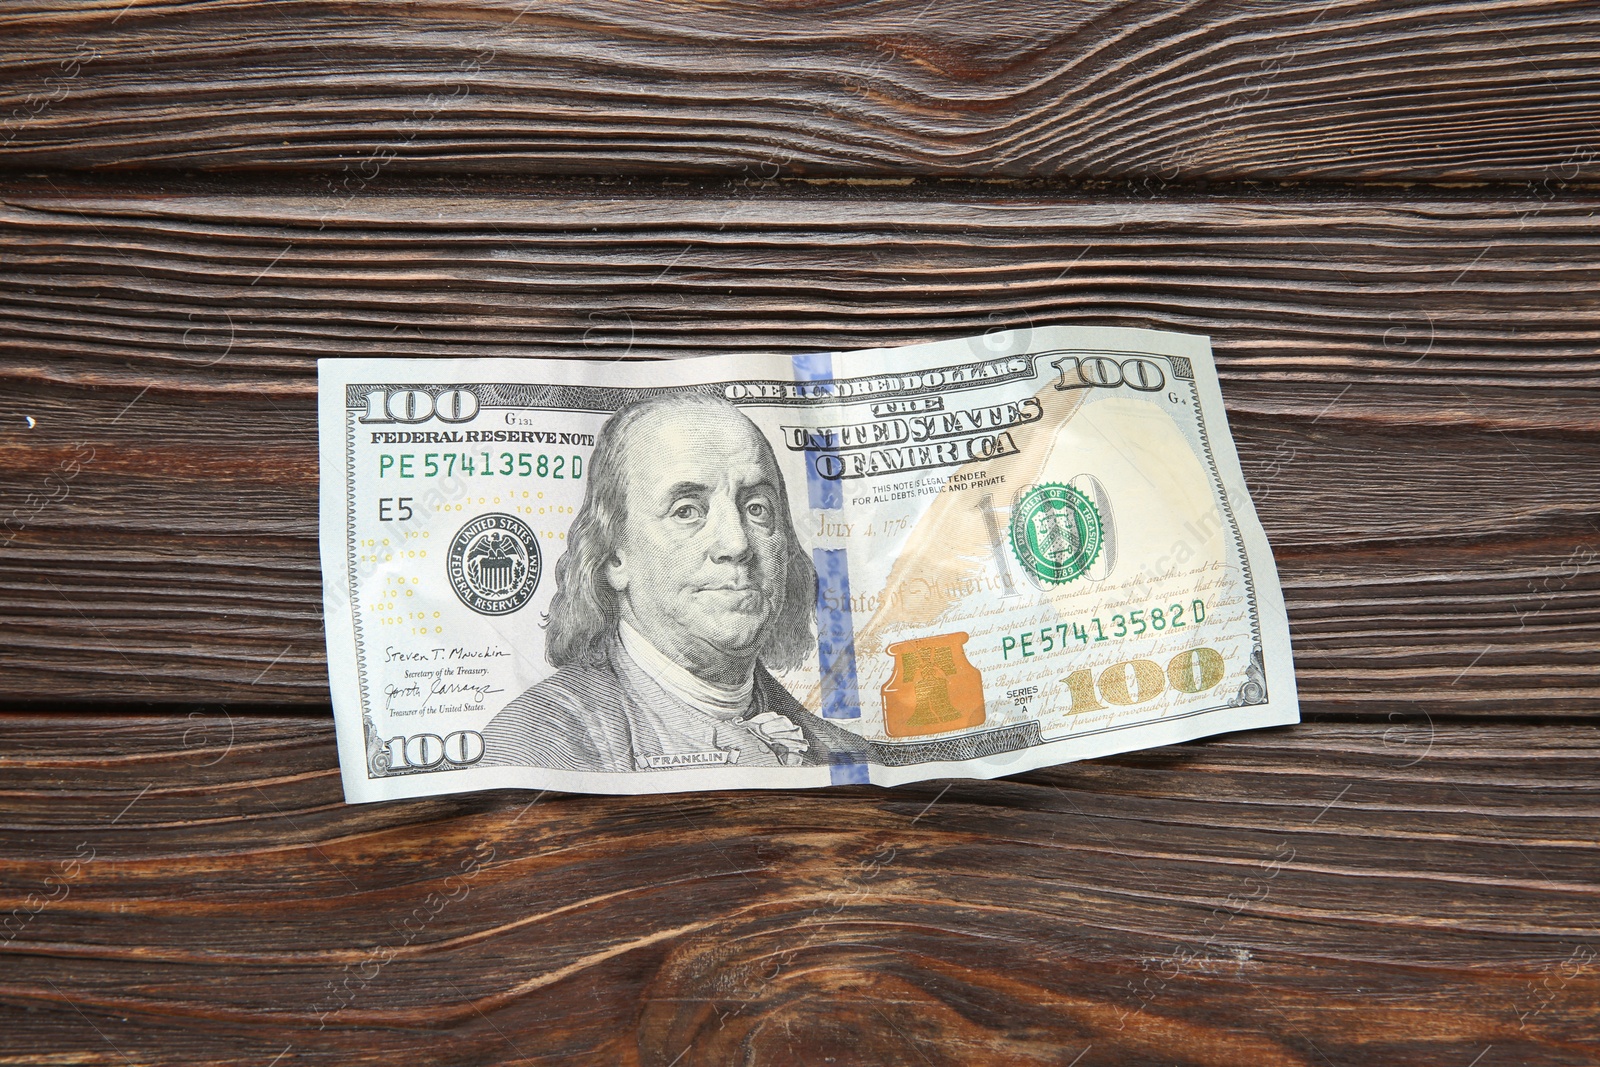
[606,404,790,676]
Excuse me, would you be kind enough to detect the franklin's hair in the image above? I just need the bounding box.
[543,391,817,672]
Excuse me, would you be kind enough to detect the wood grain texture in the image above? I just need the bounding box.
[1,0,1599,181]
[0,714,1595,1066]
[1,3,1595,1063]
[2,189,1597,711]
[5,190,1600,381]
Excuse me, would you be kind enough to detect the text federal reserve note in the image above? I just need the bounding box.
[319,327,1297,803]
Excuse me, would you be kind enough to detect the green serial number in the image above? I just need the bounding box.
[379,452,585,480]
[1000,599,1207,661]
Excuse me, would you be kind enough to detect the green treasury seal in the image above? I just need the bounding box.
[1010,483,1103,585]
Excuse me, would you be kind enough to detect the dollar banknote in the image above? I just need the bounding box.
[319,326,1297,802]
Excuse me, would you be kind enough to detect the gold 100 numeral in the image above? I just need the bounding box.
[1062,647,1225,714]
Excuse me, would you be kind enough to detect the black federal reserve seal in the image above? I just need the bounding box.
[447,513,541,615]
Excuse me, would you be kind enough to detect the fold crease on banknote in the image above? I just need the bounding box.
[319,326,1297,802]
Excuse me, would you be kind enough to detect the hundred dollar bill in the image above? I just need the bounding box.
[319,326,1297,803]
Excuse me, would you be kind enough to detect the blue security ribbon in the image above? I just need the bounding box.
[829,755,870,786]
[792,352,843,511]
[812,548,861,720]
[793,352,861,722]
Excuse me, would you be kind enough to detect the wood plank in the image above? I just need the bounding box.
[3,191,1599,385]
[0,0,1597,182]
[2,189,1597,711]
[0,715,1595,1064]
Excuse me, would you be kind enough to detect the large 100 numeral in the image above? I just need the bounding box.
[360,387,480,424]
[1062,647,1225,714]
[382,730,484,771]
[1051,355,1166,393]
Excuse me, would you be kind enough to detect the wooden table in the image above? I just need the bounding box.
[3,2,1597,1063]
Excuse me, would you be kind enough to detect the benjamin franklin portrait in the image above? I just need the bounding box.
[480,391,868,773]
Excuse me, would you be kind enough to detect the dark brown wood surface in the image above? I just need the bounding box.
[2,714,1597,1066]
[3,2,1599,1064]
[2,0,1598,181]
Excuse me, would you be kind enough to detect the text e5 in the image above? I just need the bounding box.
[378,497,413,521]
